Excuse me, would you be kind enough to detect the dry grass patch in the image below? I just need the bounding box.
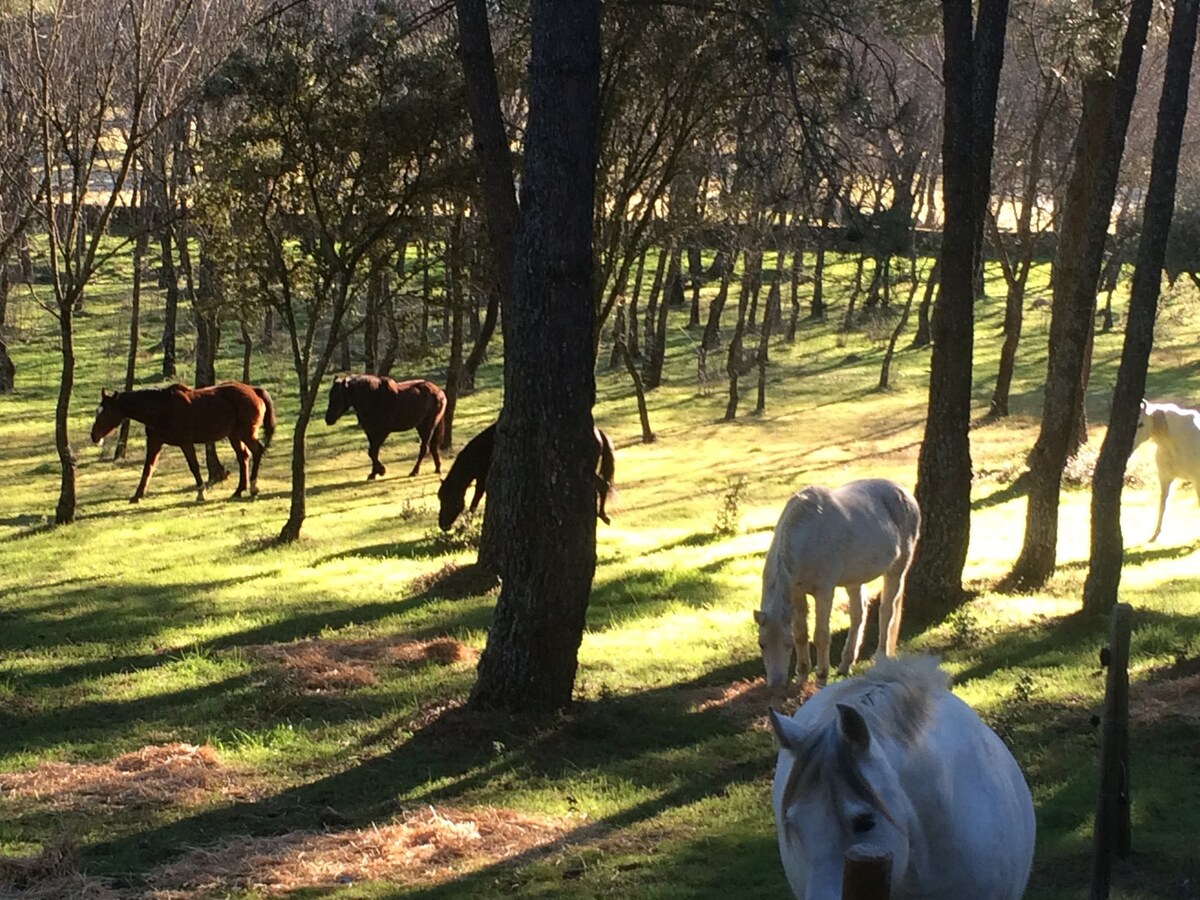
[1131,670,1200,725]
[248,637,478,693]
[143,806,579,897]
[685,676,817,730]
[0,744,248,812]
[0,834,119,899]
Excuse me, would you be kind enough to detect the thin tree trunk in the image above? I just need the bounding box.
[1009,0,1149,589]
[115,222,149,460]
[1085,0,1197,612]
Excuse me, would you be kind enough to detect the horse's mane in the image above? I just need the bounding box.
[779,657,948,817]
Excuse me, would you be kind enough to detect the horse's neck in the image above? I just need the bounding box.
[118,389,175,425]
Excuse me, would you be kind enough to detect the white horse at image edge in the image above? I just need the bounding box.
[755,477,920,694]
[769,656,1036,900]
[1132,399,1200,542]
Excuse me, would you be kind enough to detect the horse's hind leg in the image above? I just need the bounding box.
[410,422,435,477]
[247,438,265,496]
[228,439,250,497]
[180,443,207,502]
[789,586,810,685]
[837,583,867,676]
[132,438,165,503]
[876,569,907,659]
[594,474,612,524]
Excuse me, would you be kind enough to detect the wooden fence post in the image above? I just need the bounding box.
[1090,602,1132,900]
[843,847,891,900]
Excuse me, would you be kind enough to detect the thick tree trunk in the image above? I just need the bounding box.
[1008,0,1150,589]
[54,302,77,525]
[468,0,601,713]
[1085,0,1197,612]
[279,413,310,543]
[907,0,1008,618]
[0,335,13,394]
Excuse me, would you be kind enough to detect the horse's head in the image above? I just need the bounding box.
[755,607,796,701]
[770,703,910,899]
[437,478,465,531]
[90,389,124,444]
[1132,399,1154,451]
[325,377,352,426]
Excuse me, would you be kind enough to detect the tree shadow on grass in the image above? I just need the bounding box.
[78,657,778,886]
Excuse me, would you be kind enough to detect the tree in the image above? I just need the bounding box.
[1084,0,1199,612]
[464,0,601,713]
[905,0,1008,617]
[8,0,259,525]
[1006,0,1152,589]
[198,0,468,543]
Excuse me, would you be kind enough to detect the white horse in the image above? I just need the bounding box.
[755,478,920,695]
[769,656,1035,900]
[1132,399,1200,542]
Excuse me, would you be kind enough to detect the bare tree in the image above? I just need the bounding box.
[1084,0,1199,612]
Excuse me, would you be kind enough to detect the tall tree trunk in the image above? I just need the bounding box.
[906,0,1008,618]
[627,247,647,358]
[115,220,150,460]
[469,0,601,714]
[54,301,77,525]
[1085,0,1198,612]
[443,211,466,449]
[1008,0,1150,589]
[724,250,753,421]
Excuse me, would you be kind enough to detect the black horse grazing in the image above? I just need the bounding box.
[437,422,615,530]
[90,381,276,502]
[325,374,447,479]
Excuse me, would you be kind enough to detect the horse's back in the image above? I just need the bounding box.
[1154,402,1200,478]
[773,478,918,589]
[164,382,264,443]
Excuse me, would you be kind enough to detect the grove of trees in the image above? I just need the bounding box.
[3,0,1200,711]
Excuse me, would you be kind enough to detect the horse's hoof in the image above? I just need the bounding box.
[815,669,829,686]
[249,486,259,498]
[599,513,611,525]
[128,496,141,504]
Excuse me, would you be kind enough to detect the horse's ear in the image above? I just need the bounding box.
[1139,399,1148,412]
[768,707,804,751]
[836,703,871,752]
[101,388,113,399]
[753,609,763,625]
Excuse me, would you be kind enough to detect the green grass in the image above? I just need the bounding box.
[1,254,1199,897]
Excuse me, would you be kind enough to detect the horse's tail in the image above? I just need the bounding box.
[595,427,617,523]
[430,384,449,450]
[255,387,277,449]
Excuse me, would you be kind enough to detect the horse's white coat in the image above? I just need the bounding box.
[1133,399,1200,542]
[756,478,920,692]
[770,656,1035,900]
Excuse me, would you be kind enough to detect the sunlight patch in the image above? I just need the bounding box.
[249,637,478,693]
[142,806,579,896]
[0,743,247,812]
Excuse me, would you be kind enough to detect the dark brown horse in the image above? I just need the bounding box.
[437,422,615,530]
[325,374,446,479]
[90,381,276,503]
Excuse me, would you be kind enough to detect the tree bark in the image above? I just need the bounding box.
[468,0,601,714]
[906,0,1008,618]
[1008,0,1151,589]
[1085,0,1198,612]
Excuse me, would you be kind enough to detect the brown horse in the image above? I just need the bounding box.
[437,422,615,530]
[325,374,446,479]
[90,381,276,503]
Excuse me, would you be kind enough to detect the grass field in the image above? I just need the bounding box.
[1,254,1199,898]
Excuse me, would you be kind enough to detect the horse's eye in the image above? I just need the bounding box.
[851,813,875,834]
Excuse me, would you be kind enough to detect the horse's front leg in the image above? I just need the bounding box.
[876,570,907,659]
[811,587,835,684]
[790,585,810,686]
[180,443,207,502]
[131,437,165,503]
[837,583,867,676]
[1150,474,1174,542]
[367,434,387,480]
[594,474,612,524]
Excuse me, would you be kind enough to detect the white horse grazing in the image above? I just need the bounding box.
[770,656,1036,900]
[755,478,920,694]
[1132,399,1200,542]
